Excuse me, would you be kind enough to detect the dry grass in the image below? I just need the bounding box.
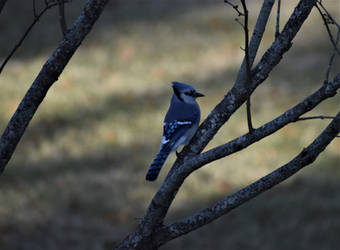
[0,0,339,249]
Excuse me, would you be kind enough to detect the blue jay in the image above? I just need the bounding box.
[146,81,204,181]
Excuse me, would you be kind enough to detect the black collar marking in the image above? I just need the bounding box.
[173,86,184,102]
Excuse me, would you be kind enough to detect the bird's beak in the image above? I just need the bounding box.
[194,92,205,98]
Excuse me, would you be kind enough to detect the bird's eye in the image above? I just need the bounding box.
[184,90,195,96]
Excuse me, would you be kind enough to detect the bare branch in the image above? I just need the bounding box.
[58,0,68,37]
[33,0,37,17]
[315,1,340,83]
[239,0,254,133]
[0,0,109,174]
[295,115,337,121]
[186,0,317,157]
[317,0,340,28]
[0,1,59,75]
[171,73,340,181]
[118,72,338,250]
[233,0,275,91]
[225,0,244,16]
[116,2,322,247]
[315,2,340,56]
[234,17,245,29]
[156,112,340,242]
[325,29,340,83]
[275,0,281,38]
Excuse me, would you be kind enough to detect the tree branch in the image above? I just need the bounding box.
[325,28,340,83]
[0,0,109,174]
[316,0,340,28]
[185,0,317,157]
[315,1,340,83]
[224,0,244,17]
[156,112,340,243]
[275,0,281,38]
[166,73,340,184]
[58,0,68,37]
[239,0,254,133]
[234,0,275,88]
[115,1,319,248]
[0,1,62,75]
[33,0,37,17]
[295,115,337,121]
[117,72,339,249]
[315,1,340,56]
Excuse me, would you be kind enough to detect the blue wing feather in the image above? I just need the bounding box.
[146,120,193,181]
[162,120,192,151]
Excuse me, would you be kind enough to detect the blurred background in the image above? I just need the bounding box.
[0,0,339,249]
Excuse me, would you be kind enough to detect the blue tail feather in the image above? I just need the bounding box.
[146,149,170,181]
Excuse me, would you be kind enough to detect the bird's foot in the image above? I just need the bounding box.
[176,151,181,158]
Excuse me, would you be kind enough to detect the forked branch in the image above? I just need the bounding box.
[315,1,340,56]
[0,0,70,75]
[156,112,340,242]
[168,72,340,183]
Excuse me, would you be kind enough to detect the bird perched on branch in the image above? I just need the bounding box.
[146,81,204,181]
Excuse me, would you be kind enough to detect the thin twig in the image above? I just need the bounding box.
[0,2,61,75]
[234,18,245,28]
[317,0,340,28]
[275,0,281,38]
[234,0,275,88]
[240,0,254,133]
[58,0,68,37]
[295,115,337,121]
[315,2,340,56]
[32,0,37,17]
[315,0,340,83]
[325,28,340,83]
[225,0,244,16]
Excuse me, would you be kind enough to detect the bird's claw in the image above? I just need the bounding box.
[176,151,180,158]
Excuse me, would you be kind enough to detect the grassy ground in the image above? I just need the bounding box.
[0,0,339,249]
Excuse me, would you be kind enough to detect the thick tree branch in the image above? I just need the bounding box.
[156,112,340,243]
[0,0,109,174]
